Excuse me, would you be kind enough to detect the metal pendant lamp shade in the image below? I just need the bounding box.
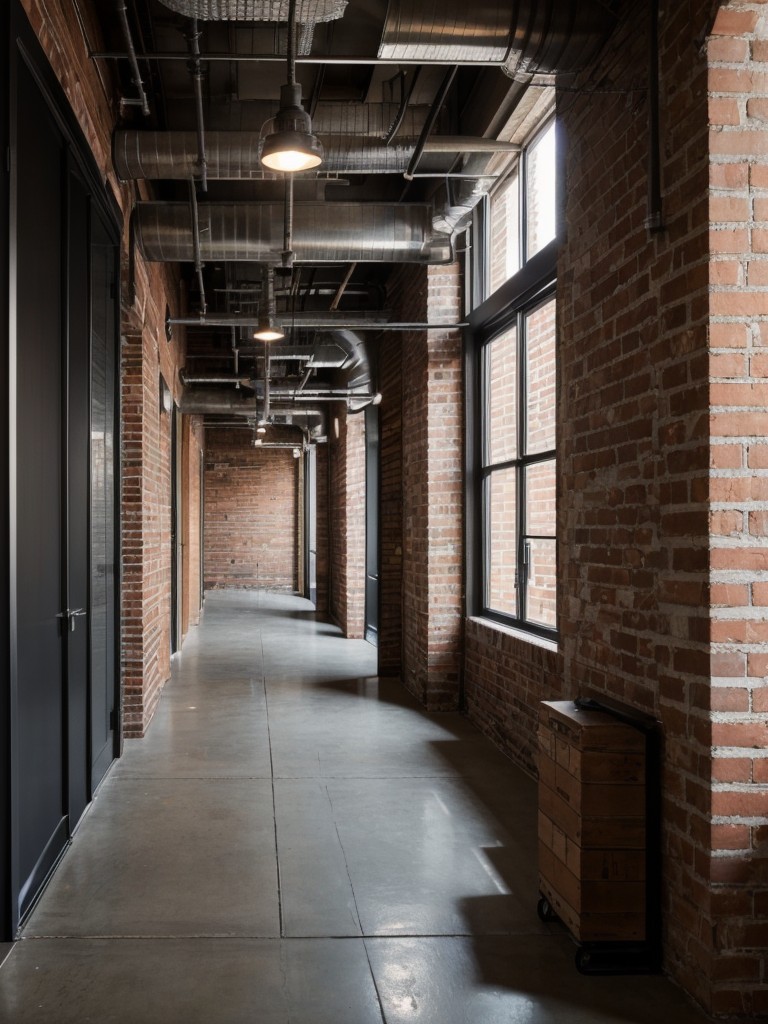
[253,315,285,342]
[260,83,323,172]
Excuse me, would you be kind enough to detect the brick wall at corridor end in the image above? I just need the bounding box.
[204,428,299,591]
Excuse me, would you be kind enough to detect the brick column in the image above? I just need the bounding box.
[395,263,464,710]
[329,407,366,638]
[708,4,768,1017]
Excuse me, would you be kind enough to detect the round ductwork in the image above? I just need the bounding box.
[378,0,617,79]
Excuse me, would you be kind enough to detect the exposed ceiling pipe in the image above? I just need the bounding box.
[186,18,208,190]
[134,202,452,264]
[113,131,520,181]
[170,314,467,330]
[180,370,251,385]
[404,65,457,181]
[270,389,376,399]
[115,1,150,116]
[188,181,208,313]
[329,263,356,311]
[385,67,421,144]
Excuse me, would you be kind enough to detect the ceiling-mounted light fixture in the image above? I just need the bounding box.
[252,267,285,342]
[253,315,284,342]
[260,0,323,173]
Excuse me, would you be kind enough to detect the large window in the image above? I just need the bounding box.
[470,117,558,639]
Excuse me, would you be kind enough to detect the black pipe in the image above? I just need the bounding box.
[187,18,208,191]
[189,180,207,314]
[115,1,150,116]
[403,66,457,181]
[385,68,422,145]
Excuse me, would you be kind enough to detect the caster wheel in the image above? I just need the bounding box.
[537,896,557,923]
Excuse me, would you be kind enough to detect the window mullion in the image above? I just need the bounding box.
[516,308,526,623]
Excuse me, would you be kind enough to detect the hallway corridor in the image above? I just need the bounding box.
[0,592,712,1023]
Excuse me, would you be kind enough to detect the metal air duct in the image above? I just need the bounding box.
[179,391,259,414]
[157,0,346,52]
[378,0,616,79]
[133,201,452,263]
[114,130,520,180]
[157,0,346,20]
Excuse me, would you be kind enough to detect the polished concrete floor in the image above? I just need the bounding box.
[0,591,714,1023]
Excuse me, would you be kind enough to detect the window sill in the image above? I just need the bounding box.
[467,615,559,653]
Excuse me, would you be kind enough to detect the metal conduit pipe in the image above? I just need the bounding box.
[404,66,457,181]
[113,131,520,181]
[188,181,207,313]
[134,202,452,264]
[180,370,251,385]
[186,18,208,190]
[270,390,377,400]
[115,0,150,116]
[170,314,467,330]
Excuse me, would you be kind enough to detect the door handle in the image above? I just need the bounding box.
[57,608,87,632]
[68,608,86,632]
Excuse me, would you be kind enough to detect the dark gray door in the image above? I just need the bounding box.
[14,57,69,922]
[12,52,119,929]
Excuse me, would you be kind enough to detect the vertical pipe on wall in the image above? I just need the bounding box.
[645,0,664,232]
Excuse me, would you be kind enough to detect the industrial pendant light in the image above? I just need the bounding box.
[260,0,323,173]
[253,315,284,342]
[253,267,285,342]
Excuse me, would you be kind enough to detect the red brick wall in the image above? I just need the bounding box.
[315,444,330,613]
[561,0,713,1009]
[379,333,404,675]
[391,263,464,709]
[707,4,768,1017]
[204,429,298,591]
[182,416,204,638]
[329,409,366,638]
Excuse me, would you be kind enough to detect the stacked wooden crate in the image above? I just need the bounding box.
[538,700,647,943]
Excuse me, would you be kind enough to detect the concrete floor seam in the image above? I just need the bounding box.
[262,630,285,940]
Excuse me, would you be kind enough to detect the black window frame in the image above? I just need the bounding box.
[465,116,561,643]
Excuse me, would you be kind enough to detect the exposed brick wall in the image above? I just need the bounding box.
[20,0,192,738]
[558,0,714,1010]
[707,3,768,1017]
[379,333,404,675]
[464,620,562,771]
[181,416,204,639]
[329,409,366,638]
[204,429,298,591]
[391,263,464,709]
[315,444,330,613]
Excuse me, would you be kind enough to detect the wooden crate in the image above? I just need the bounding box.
[538,700,646,943]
